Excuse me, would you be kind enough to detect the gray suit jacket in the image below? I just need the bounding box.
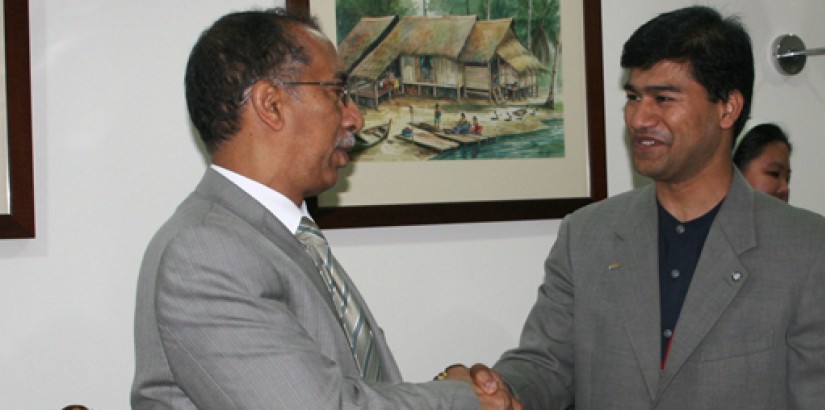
[131,169,478,409]
[495,171,825,409]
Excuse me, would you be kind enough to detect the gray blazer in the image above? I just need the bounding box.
[131,169,478,409]
[495,171,825,409]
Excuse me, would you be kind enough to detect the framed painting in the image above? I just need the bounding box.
[288,0,605,228]
[0,0,35,238]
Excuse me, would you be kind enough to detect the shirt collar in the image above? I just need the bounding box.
[210,164,310,234]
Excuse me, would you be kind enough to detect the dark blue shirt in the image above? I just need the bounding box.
[657,200,722,363]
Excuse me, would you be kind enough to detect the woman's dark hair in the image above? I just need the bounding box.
[621,6,754,141]
[733,123,792,170]
[184,8,319,153]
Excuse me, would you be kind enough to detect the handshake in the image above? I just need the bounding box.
[433,363,522,410]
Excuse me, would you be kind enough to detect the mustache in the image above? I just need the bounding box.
[632,127,669,140]
[335,132,356,150]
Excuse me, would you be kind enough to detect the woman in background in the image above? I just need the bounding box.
[733,123,792,202]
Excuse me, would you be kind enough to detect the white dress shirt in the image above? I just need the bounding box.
[211,164,311,234]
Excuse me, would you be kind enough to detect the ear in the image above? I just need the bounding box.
[718,90,744,130]
[248,80,287,132]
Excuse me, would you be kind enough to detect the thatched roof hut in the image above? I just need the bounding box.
[337,16,397,72]
[340,15,546,104]
[460,18,545,72]
[349,15,477,81]
[346,15,544,81]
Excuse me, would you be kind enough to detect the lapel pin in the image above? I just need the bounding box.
[608,263,621,271]
[731,271,742,282]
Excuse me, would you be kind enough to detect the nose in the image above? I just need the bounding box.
[777,178,790,202]
[625,98,658,131]
[341,99,364,132]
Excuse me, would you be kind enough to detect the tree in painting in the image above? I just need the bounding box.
[336,0,417,43]
[428,0,561,109]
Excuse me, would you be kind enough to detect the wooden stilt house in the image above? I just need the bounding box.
[340,15,546,107]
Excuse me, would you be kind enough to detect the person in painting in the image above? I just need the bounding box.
[434,103,442,130]
[388,71,400,96]
[131,8,518,410]
[421,56,433,81]
[733,122,792,202]
[440,5,825,408]
[470,116,483,135]
[381,70,397,96]
[454,112,471,134]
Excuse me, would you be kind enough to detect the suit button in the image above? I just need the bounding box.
[663,329,673,338]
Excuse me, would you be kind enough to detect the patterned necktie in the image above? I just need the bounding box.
[295,217,382,382]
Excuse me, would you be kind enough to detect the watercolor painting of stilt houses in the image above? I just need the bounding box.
[335,0,563,162]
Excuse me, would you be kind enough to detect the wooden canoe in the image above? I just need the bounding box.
[352,119,392,151]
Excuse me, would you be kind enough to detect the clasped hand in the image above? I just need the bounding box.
[436,363,522,410]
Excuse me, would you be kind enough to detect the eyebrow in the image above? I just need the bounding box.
[623,83,682,94]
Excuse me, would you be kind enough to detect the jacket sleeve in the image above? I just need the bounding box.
[493,215,576,409]
[787,240,825,407]
[153,224,480,410]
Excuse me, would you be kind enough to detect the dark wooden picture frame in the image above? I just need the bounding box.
[0,0,35,238]
[289,0,605,228]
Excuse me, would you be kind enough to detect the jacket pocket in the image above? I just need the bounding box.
[695,329,775,362]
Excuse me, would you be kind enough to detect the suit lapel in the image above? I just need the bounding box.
[260,217,338,315]
[196,169,337,315]
[610,186,663,400]
[196,169,401,380]
[657,172,757,393]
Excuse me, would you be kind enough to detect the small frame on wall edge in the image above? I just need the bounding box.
[0,0,35,238]
[289,0,606,229]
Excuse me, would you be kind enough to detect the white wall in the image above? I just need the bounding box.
[1,0,822,408]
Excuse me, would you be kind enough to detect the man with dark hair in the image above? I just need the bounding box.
[449,6,825,408]
[619,6,754,142]
[131,8,518,409]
